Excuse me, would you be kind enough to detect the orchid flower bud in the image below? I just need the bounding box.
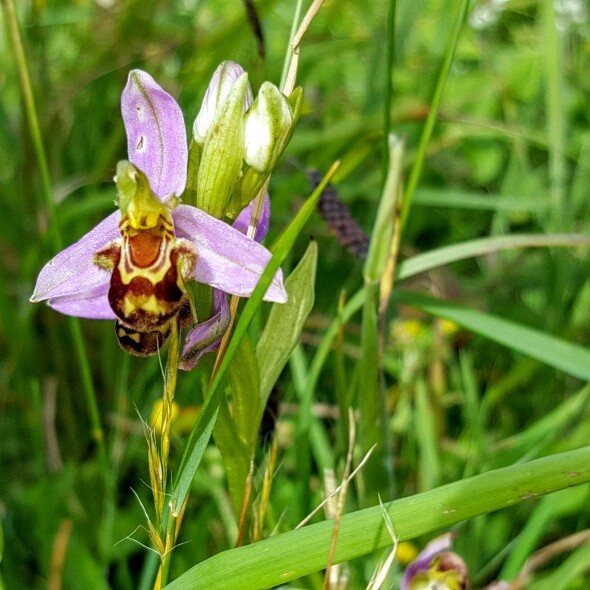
[185,62,253,216]
[195,72,248,219]
[239,85,303,207]
[244,83,302,173]
[192,61,253,143]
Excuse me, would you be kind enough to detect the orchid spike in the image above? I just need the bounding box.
[31,69,287,357]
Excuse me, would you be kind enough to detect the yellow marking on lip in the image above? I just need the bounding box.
[117,233,175,286]
[121,294,166,318]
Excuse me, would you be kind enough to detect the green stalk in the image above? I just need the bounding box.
[164,446,590,589]
[2,0,105,459]
[360,136,404,503]
[279,0,304,91]
[381,0,397,185]
[400,0,469,229]
[542,0,566,228]
[156,319,181,588]
[161,319,179,492]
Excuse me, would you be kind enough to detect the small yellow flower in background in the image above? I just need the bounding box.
[391,318,427,344]
[173,405,200,436]
[396,542,419,565]
[440,319,459,337]
[150,399,180,434]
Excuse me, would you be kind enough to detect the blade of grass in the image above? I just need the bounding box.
[500,486,590,579]
[415,378,441,491]
[542,0,566,228]
[3,0,107,531]
[413,188,552,212]
[360,135,404,503]
[394,291,590,382]
[381,0,397,185]
[400,0,470,229]
[164,446,590,590]
[397,234,590,281]
[536,544,590,590]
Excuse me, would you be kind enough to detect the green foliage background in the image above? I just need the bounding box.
[2,0,590,588]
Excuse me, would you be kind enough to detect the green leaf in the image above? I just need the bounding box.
[164,447,590,589]
[397,234,590,282]
[394,291,590,381]
[169,165,339,516]
[212,337,261,517]
[256,240,318,412]
[400,0,470,228]
[229,336,261,452]
[213,388,251,518]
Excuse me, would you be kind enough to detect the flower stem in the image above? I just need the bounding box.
[154,319,181,588]
[2,0,107,484]
[161,318,179,490]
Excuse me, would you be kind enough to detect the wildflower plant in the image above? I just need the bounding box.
[30,59,308,583]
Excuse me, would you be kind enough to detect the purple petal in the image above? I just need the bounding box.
[30,211,120,306]
[121,70,187,200]
[173,204,287,303]
[401,533,453,590]
[179,289,230,371]
[182,341,219,370]
[233,193,270,242]
[48,285,116,320]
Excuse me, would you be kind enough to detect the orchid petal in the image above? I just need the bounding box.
[180,341,219,371]
[48,285,116,320]
[233,193,271,242]
[30,211,120,306]
[173,204,287,303]
[121,70,187,200]
[179,289,230,371]
[401,533,454,590]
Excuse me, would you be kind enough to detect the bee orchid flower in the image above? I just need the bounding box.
[31,70,287,356]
